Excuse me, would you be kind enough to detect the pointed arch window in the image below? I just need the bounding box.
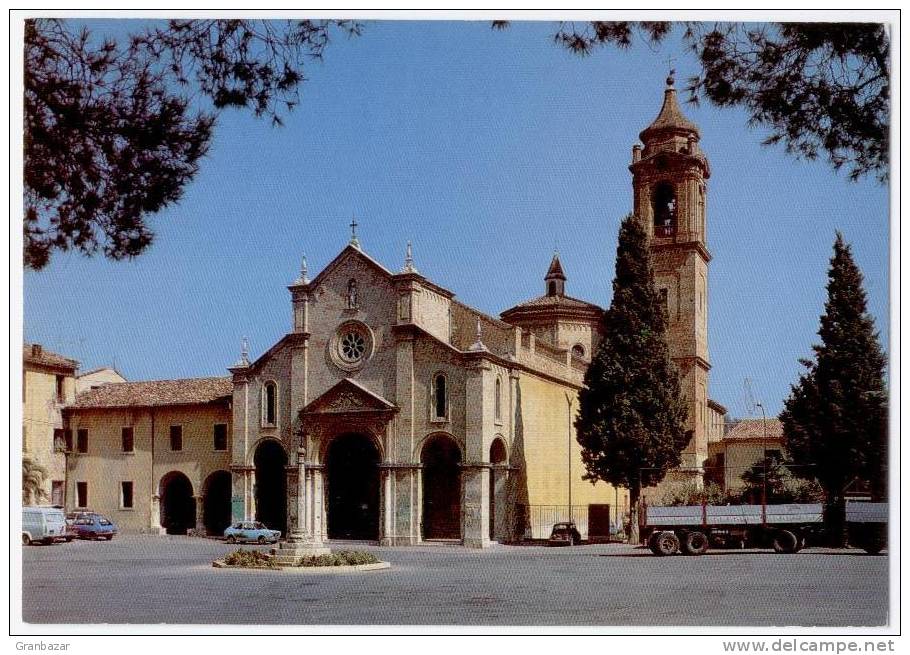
[652,183,677,237]
[432,373,448,421]
[262,381,277,427]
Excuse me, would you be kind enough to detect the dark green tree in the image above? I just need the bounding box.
[24,18,361,270]
[494,21,889,183]
[780,232,888,546]
[575,214,689,541]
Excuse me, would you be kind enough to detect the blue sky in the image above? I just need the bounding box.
[23,19,890,417]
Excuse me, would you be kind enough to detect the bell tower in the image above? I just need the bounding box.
[630,71,711,472]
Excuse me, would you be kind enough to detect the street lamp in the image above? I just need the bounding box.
[755,402,769,524]
[565,393,573,522]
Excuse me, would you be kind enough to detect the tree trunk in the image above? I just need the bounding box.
[824,494,848,548]
[629,483,641,544]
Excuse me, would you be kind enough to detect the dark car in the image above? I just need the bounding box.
[67,513,117,540]
[548,521,582,546]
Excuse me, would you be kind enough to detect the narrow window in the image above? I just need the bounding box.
[76,481,88,508]
[51,481,64,506]
[53,428,65,452]
[121,427,134,453]
[652,183,677,236]
[494,377,502,422]
[76,428,88,453]
[121,481,134,509]
[64,429,73,452]
[433,374,447,419]
[213,424,228,451]
[169,425,183,452]
[659,288,669,317]
[55,375,65,402]
[263,382,277,426]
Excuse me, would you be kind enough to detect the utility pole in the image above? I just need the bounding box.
[756,402,769,525]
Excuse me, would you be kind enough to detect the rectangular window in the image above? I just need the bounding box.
[51,480,64,506]
[76,428,88,453]
[121,427,134,453]
[213,424,228,451]
[53,428,65,452]
[56,375,65,402]
[121,481,134,509]
[659,288,669,316]
[76,481,88,508]
[169,425,183,451]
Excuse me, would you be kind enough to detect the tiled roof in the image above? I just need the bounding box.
[23,343,79,371]
[70,376,232,409]
[501,294,603,320]
[725,418,783,442]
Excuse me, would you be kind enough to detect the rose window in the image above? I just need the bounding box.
[340,331,366,362]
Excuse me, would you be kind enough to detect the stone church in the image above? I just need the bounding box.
[61,74,725,547]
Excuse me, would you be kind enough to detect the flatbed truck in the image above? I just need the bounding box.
[642,502,887,555]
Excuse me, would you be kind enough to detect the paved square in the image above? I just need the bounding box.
[22,536,888,626]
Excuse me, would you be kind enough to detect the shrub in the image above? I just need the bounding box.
[297,550,380,567]
[222,548,277,568]
[658,481,730,506]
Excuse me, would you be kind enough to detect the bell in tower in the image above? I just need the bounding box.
[630,71,713,478]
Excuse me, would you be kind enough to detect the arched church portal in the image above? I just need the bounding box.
[326,433,380,540]
[202,470,232,536]
[254,440,288,535]
[421,434,462,540]
[159,471,195,535]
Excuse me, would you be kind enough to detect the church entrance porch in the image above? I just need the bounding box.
[326,433,380,540]
[421,434,462,541]
[159,471,195,535]
[254,440,288,536]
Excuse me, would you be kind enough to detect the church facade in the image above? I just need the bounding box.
[60,76,724,546]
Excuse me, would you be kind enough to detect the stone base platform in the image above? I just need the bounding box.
[272,541,332,566]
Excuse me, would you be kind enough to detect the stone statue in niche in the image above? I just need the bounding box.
[347,279,358,309]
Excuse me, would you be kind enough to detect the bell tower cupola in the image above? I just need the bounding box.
[544,252,566,297]
[631,70,711,252]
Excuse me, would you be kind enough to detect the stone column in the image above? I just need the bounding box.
[491,465,509,542]
[275,447,329,564]
[194,496,205,534]
[461,463,491,549]
[150,494,161,534]
[246,469,255,521]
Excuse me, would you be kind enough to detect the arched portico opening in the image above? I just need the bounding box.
[159,471,195,535]
[421,434,462,540]
[326,433,380,540]
[202,470,232,536]
[490,438,508,541]
[254,439,288,535]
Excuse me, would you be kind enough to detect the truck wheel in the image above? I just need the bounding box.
[682,531,709,556]
[773,530,799,554]
[654,531,680,556]
[647,532,661,555]
[22,534,31,546]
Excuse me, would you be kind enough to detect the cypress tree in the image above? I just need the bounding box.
[780,232,888,547]
[575,214,689,541]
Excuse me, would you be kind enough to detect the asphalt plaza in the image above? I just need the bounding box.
[21,535,888,626]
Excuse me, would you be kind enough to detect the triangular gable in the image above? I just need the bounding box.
[307,244,394,291]
[302,378,398,415]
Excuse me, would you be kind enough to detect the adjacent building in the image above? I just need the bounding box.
[23,343,79,506]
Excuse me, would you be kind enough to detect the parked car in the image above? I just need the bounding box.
[68,513,118,540]
[223,521,281,544]
[548,521,582,546]
[22,506,68,545]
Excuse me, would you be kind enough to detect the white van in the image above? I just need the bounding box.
[22,506,68,545]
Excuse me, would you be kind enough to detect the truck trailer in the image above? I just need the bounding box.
[642,502,887,556]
